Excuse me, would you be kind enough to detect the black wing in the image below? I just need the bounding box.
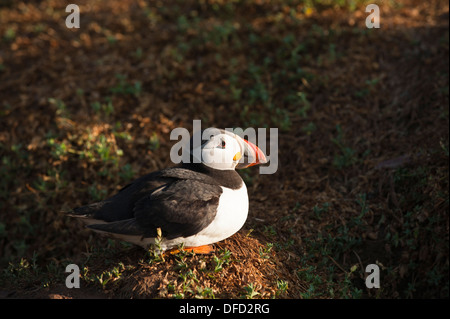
[70,168,223,239]
[133,179,222,239]
[70,170,170,222]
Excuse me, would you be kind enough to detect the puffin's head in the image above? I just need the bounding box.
[191,128,267,171]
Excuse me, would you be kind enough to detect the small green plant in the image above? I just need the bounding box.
[355,78,379,98]
[178,269,198,297]
[230,84,242,101]
[95,271,111,289]
[177,15,190,32]
[107,35,117,44]
[331,125,358,169]
[147,227,165,263]
[149,132,160,151]
[312,202,330,220]
[119,163,135,181]
[95,134,123,165]
[47,138,68,159]
[273,108,292,131]
[259,243,273,259]
[133,47,143,59]
[213,249,231,273]
[206,21,237,46]
[48,98,68,117]
[355,193,369,219]
[263,225,277,237]
[83,262,127,290]
[294,92,311,117]
[110,74,142,96]
[298,265,324,299]
[91,99,114,116]
[4,258,32,281]
[196,286,215,299]
[340,264,363,299]
[302,121,316,135]
[3,28,16,41]
[275,280,289,298]
[88,183,107,201]
[242,283,260,299]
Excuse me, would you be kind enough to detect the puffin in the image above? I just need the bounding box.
[68,128,267,254]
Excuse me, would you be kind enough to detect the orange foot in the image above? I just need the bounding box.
[168,244,215,255]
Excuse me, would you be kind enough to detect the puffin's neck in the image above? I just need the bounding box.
[181,163,244,190]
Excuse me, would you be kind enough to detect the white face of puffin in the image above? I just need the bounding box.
[193,128,267,171]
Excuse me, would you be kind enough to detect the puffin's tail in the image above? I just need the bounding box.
[65,202,108,226]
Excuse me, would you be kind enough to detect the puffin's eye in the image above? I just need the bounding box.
[219,140,226,148]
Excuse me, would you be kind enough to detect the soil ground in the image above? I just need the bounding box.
[0,0,448,299]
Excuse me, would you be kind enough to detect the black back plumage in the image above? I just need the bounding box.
[70,165,243,239]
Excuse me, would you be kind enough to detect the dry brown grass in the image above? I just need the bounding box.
[0,0,448,299]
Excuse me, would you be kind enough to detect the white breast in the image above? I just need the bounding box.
[191,183,249,243]
[158,183,249,250]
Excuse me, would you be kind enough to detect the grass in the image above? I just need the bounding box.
[242,283,260,299]
[331,125,358,169]
[0,0,448,299]
[213,249,232,273]
[110,74,142,97]
[85,262,127,290]
[91,100,114,117]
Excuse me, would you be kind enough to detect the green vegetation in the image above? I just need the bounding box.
[0,0,447,299]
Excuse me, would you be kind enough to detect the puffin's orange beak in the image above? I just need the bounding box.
[236,138,267,169]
